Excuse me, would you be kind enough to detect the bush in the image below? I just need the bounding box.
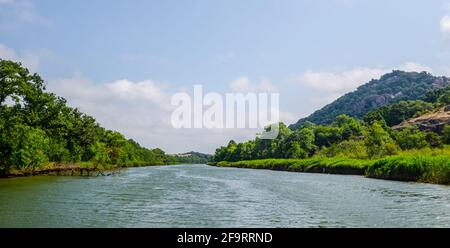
[365,122,399,158]
[393,127,429,150]
[317,140,368,159]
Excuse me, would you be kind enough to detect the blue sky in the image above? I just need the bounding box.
[1,0,450,153]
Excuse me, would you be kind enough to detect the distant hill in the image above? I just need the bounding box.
[290,71,450,129]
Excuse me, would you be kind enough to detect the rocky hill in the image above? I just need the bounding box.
[290,71,450,129]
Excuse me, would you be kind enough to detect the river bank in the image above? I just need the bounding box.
[0,161,171,178]
[209,155,450,185]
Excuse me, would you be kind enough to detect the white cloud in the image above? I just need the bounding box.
[216,52,235,63]
[229,76,278,93]
[292,62,432,94]
[441,15,450,38]
[0,0,51,28]
[399,62,433,73]
[47,76,270,154]
[293,68,386,94]
[0,43,40,71]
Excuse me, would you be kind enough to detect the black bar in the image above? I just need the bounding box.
[0,228,448,247]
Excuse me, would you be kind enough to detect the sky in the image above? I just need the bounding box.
[1,0,450,153]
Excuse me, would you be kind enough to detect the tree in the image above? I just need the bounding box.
[212,146,227,162]
[7,124,50,169]
[239,141,255,161]
[393,127,429,150]
[365,121,399,158]
[334,115,365,140]
[271,126,317,159]
[224,140,238,161]
[314,125,342,148]
[285,142,308,159]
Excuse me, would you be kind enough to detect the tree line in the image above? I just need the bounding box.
[0,60,177,173]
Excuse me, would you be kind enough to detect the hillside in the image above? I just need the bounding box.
[290,71,450,129]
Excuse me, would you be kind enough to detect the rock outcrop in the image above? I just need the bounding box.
[393,106,450,132]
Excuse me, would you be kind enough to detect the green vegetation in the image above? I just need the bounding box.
[212,75,450,185]
[0,60,180,176]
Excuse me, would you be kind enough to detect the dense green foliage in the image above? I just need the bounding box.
[424,85,450,106]
[213,113,449,164]
[0,60,175,173]
[290,71,450,128]
[212,113,450,164]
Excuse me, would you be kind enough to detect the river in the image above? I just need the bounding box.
[0,164,449,227]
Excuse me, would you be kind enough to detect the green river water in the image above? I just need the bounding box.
[0,164,449,227]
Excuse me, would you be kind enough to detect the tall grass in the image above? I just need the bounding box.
[213,157,375,175]
[366,155,450,184]
[211,147,450,185]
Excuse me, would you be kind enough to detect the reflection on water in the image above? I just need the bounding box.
[0,164,449,227]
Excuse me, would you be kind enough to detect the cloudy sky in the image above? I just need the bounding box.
[1,0,450,153]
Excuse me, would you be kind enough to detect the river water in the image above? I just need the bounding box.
[0,164,449,227]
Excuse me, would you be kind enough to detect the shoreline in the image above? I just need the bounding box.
[208,155,450,185]
[208,158,371,175]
